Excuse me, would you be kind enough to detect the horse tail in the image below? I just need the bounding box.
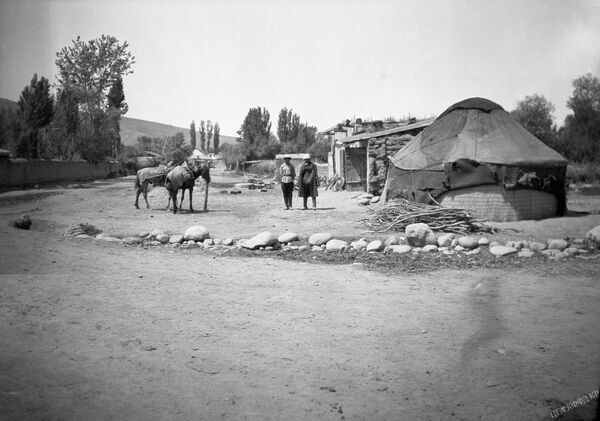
[134,172,141,190]
[165,175,173,193]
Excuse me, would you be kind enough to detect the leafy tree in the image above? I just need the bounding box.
[308,133,330,162]
[277,108,300,144]
[50,87,80,159]
[213,122,220,154]
[189,120,197,150]
[106,76,127,158]
[55,35,134,161]
[17,74,54,158]
[559,73,600,162]
[199,120,206,152]
[206,120,213,153]
[220,142,245,169]
[511,94,557,147]
[0,107,21,154]
[238,106,272,160]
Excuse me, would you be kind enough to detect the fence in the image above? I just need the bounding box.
[0,159,124,188]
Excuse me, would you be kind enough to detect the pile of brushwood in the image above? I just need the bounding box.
[362,198,495,234]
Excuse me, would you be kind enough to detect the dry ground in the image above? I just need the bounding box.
[0,174,599,421]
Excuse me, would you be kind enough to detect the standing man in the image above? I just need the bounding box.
[298,153,319,210]
[279,155,296,210]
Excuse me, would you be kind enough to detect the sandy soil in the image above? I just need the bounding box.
[0,175,599,420]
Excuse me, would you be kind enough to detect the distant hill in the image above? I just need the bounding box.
[0,97,239,147]
[0,97,18,112]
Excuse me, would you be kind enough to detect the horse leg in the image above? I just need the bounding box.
[170,189,178,214]
[179,188,185,211]
[143,182,150,208]
[189,187,194,213]
[135,187,141,209]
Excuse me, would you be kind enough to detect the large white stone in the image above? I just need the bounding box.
[150,229,165,238]
[353,239,368,251]
[423,245,438,253]
[405,223,433,247]
[278,232,299,244]
[529,241,547,251]
[547,239,568,251]
[370,196,380,204]
[156,233,170,244]
[242,231,278,250]
[389,245,412,254]
[169,234,184,244]
[437,233,455,248]
[326,239,348,252]
[489,245,518,256]
[367,239,385,252]
[585,225,600,249]
[309,232,333,246]
[458,236,479,249]
[183,225,210,242]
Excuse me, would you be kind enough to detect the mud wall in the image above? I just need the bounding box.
[0,159,124,188]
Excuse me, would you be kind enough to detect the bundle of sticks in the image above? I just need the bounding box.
[361,198,495,234]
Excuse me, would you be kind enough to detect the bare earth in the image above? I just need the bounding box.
[1,175,599,421]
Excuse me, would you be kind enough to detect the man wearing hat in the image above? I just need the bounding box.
[279,155,296,210]
[298,153,319,210]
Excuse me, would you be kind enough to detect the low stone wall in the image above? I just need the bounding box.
[0,159,124,188]
[368,133,413,195]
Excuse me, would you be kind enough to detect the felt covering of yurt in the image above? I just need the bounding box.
[383,97,567,221]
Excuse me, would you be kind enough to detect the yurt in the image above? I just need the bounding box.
[383,97,567,221]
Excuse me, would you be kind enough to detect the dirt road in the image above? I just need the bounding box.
[1,176,599,420]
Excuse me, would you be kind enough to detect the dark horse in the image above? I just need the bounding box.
[134,163,175,209]
[165,160,211,214]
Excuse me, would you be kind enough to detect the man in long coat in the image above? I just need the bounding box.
[298,154,318,210]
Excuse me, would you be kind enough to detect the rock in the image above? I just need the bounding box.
[229,189,242,194]
[370,196,380,204]
[169,235,184,244]
[405,223,433,247]
[489,245,518,256]
[425,232,438,246]
[541,249,566,259]
[102,236,123,243]
[529,241,547,251]
[242,231,277,250]
[389,244,412,254]
[454,245,466,252]
[298,245,309,251]
[309,232,333,246]
[478,237,490,246]
[458,236,479,249]
[360,193,374,200]
[437,233,455,248]
[412,247,423,253]
[186,240,197,245]
[139,231,150,238]
[547,239,568,251]
[442,249,454,255]
[14,214,32,230]
[488,241,501,248]
[146,240,161,246]
[518,249,534,258]
[451,238,459,247]
[183,225,210,242]
[357,198,371,206]
[75,234,93,239]
[264,246,274,250]
[123,237,142,245]
[366,239,384,252]
[326,239,348,252]
[311,245,324,252]
[384,235,401,246]
[465,248,480,255]
[423,245,438,253]
[353,239,368,251]
[572,238,585,247]
[150,229,165,238]
[203,238,215,246]
[585,225,600,249]
[278,232,299,244]
[156,233,169,243]
[222,238,234,246]
[236,239,248,248]
[563,247,580,256]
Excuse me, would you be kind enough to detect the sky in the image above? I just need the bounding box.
[1,0,599,137]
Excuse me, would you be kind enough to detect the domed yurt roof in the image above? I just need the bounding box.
[391,97,567,170]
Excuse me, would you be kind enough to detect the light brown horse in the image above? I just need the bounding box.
[165,160,210,214]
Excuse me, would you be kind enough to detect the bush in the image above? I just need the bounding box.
[246,161,276,175]
[566,162,600,184]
